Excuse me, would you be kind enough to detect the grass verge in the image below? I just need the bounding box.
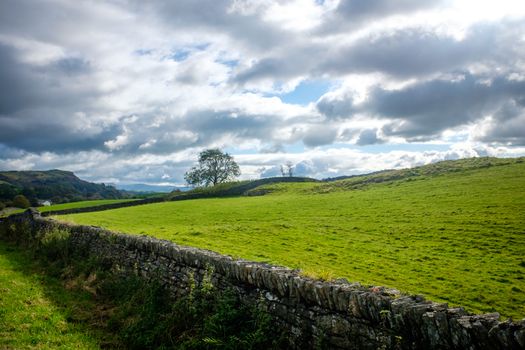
[0,226,284,349]
[0,240,118,349]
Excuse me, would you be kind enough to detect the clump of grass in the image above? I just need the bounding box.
[300,267,337,282]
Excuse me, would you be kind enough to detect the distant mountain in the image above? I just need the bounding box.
[116,183,189,193]
[0,169,124,204]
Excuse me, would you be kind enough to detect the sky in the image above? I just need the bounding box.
[0,0,524,186]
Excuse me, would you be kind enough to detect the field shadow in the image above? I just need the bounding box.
[0,240,122,349]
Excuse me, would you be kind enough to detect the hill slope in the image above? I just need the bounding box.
[0,169,123,204]
[167,176,318,200]
[61,157,525,319]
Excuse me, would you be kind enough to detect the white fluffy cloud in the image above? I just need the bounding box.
[0,0,524,185]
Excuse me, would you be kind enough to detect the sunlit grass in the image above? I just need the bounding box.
[0,241,113,349]
[61,161,525,319]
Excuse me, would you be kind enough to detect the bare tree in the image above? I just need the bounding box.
[282,161,294,177]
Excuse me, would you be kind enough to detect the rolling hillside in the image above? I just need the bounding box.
[60,157,525,319]
[0,169,124,204]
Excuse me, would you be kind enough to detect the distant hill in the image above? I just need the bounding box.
[0,169,124,204]
[116,183,187,193]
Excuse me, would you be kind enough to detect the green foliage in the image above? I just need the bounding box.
[0,182,19,200]
[63,158,525,319]
[185,149,241,187]
[2,220,34,246]
[103,275,283,349]
[12,194,30,209]
[0,201,5,210]
[39,228,72,265]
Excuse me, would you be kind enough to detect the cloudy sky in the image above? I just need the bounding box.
[1,0,524,186]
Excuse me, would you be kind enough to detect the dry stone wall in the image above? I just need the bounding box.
[1,209,524,349]
[40,197,166,216]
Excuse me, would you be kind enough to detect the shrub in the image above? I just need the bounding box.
[12,194,30,209]
[39,228,72,265]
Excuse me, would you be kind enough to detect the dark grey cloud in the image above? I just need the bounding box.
[318,73,525,141]
[321,29,474,78]
[0,112,121,153]
[478,101,525,146]
[0,43,38,115]
[135,0,293,52]
[0,43,98,114]
[372,74,525,139]
[234,57,307,85]
[0,42,117,152]
[321,0,444,32]
[356,129,381,145]
[316,93,357,119]
[236,19,525,85]
[302,125,338,147]
[312,0,447,43]
[0,144,26,162]
[328,21,524,78]
[50,57,91,76]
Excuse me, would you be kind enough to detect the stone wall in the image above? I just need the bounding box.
[41,197,166,216]
[1,210,524,349]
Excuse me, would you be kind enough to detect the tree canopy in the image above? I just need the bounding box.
[13,194,30,209]
[184,149,241,187]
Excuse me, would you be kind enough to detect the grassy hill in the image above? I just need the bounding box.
[167,176,318,200]
[0,169,124,204]
[60,157,525,319]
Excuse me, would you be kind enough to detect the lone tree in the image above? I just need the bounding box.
[280,161,294,177]
[184,148,241,187]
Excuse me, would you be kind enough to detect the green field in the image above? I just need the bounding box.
[0,241,114,349]
[38,199,137,213]
[0,199,138,218]
[61,159,525,319]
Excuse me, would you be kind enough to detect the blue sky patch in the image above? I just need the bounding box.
[280,80,332,105]
[217,58,239,68]
[171,49,191,62]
